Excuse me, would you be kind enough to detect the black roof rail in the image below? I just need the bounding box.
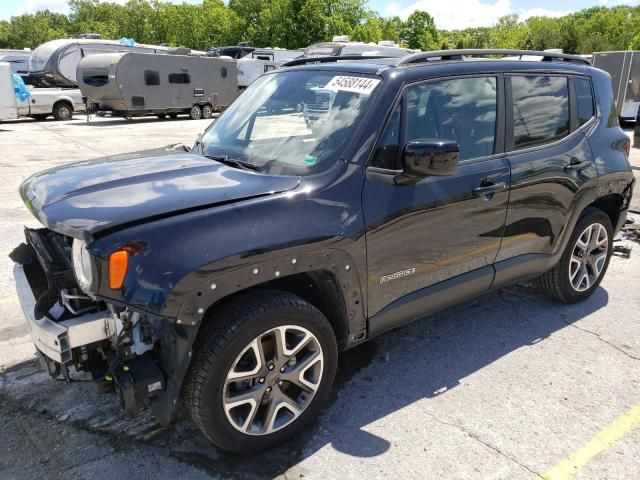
[282,55,394,67]
[395,49,591,66]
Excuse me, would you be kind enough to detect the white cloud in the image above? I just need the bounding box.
[518,8,571,21]
[25,0,70,15]
[384,0,572,30]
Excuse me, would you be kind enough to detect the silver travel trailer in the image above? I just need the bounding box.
[77,52,238,119]
[593,51,640,121]
[303,36,414,58]
[28,39,177,88]
[237,48,303,87]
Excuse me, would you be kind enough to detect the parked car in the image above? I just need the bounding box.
[0,62,83,121]
[77,51,237,119]
[10,49,635,453]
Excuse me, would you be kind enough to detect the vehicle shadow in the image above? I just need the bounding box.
[0,282,609,478]
[73,116,215,127]
[156,282,609,477]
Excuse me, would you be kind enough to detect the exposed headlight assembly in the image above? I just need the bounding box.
[71,238,94,293]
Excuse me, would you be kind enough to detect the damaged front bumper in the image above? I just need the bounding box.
[11,228,166,415]
[14,263,116,365]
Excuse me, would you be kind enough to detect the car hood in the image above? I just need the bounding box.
[20,146,301,238]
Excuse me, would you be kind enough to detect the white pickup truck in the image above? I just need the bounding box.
[0,62,84,121]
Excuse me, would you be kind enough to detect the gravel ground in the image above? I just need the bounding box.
[0,115,639,480]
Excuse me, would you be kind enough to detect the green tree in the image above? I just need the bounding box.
[524,16,562,50]
[6,11,70,49]
[489,15,528,49]
[0,20,10,48]
[401,10,438,50]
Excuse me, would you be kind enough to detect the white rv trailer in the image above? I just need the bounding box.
[0,49,31,78]
[29,38,205,88]
[593,51,640,122]
[237,48,303,88]
[0,63,83,121]
[77,52,237,120]
[304,36,414,58]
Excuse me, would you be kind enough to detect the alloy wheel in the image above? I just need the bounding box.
[223,325,324,435]
[569,223,608,292]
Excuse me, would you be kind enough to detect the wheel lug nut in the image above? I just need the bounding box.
[278,381,283,386]
[258,377,265,383]
[268,364,274,371]
[266,386,272,392]
[280,366,285,372]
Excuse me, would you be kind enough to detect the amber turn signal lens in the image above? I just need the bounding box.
[109,250,129,289]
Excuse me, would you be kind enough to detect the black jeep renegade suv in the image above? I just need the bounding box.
[10,49,635,453]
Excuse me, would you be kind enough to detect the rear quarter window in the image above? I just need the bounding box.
[511,76,569,150]
[575,78,595,125]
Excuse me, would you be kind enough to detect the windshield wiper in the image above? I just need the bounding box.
[204,154,260,172]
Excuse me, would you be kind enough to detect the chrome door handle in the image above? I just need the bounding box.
[564,160,592,172]
[472,182,507,197]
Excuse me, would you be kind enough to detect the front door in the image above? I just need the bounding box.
[493,74,598,285]
[363,75,510,321]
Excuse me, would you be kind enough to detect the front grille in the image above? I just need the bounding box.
[21,228,78,319]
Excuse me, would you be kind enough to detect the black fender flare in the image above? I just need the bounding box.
[151,248,366,425]
[173,248,366,333]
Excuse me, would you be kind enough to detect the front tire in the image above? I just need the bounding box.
[184,291,338,453]
[537,208,613,303]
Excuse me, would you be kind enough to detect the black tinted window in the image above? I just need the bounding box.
[372,103,401,169]
[83,68,109,87]
[575,78,594,125]
[405,77,497,161]
[144,70,160,86]
[169,73,190,84]
[512,76,569,150]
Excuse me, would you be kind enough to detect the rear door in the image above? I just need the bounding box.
[493,74,597,285]
[363,75,510,319]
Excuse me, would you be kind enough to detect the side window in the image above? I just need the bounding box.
[511,76,569,150]
[575,78,595,125]
[371,103,401,169]
[144,70,160,86]
[169,73,190,84]
[404,77,497,161]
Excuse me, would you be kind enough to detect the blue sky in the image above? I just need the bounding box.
[2,0,639,29]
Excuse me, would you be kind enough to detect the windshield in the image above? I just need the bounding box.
[201,70,381,175]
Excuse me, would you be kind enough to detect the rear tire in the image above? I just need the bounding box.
[52,102,73,121]
[536,208,613,303]
[184,290,338,453]
[189,105,202,120]
[201,104,213,119]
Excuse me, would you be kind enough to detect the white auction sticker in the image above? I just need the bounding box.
[324,76,381,95]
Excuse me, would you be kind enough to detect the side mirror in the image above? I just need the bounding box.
[399,139,460,184]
